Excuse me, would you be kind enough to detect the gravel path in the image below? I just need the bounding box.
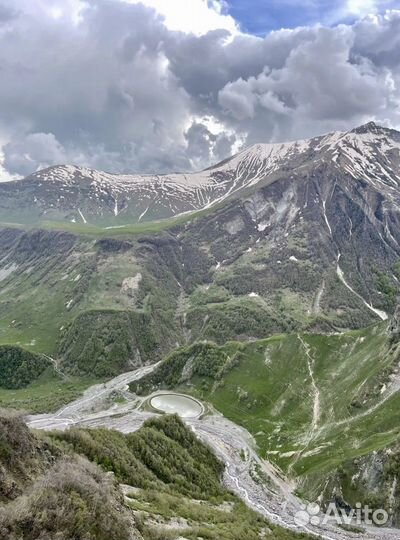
[27,366,400,540]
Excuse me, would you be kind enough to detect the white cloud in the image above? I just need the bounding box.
[0,166,16,182]
[0,1,399,177]
[346,0,378,16]
[340,0,396,19]
[3,132,69,176]
[16,0,85,24]
[0,154,18,182]
[125,0,238,35]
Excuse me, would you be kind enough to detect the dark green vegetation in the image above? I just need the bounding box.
[320,442,400,527]
[0,411,312,540]
[2,162,400,380]
[53,415,225,500]
[59,310,159,377]
[1,124,400,534]
[1,125,400,378]
[132,342,232,395]
[2,214,399,522]
[0,228,183,380]
[135,321,400,518]
[0,346,50,389]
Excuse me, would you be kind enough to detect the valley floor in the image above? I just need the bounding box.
[27,364,400,540]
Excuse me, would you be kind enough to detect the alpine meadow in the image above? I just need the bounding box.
[1,2,400,540]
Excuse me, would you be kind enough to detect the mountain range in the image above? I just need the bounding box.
[1,122,400,537]
[1,121,400,229]
[1,122,400,369]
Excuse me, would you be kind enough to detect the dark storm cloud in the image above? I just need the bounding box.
[0,0,194,175]
[0,1,399,177]
[168,19,400,142]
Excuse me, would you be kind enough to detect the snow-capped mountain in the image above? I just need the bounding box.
[160,121,400,328]
[0,122,399,227]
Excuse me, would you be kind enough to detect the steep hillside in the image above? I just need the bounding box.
[0,122,399,397]
[0,412,311,540]
[0,228,181,365]
[131,319,400,521]
[172,125,400,333]
[0,346,50,389]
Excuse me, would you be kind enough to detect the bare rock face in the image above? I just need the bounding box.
[1,122,400,345]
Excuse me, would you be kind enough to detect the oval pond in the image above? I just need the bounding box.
[150,393,203,418]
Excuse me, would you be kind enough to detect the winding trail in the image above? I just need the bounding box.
[26,366,400,540]
[287,336,322,476]
[28,362,160,428]
[323,373,400,431]
[41,354,67,380]
[298,335,321,431]
[313,280,325,315]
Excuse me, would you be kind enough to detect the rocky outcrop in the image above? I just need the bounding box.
[388,305,400,341]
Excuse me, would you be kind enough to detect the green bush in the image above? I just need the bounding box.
[0,346,50,389]
[52,415,224,501]
[131,342,229,395]
[0,457,134,540]
[59,309,159,377]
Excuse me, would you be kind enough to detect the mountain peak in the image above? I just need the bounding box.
[351,121,388,135]
[2,122,400,227]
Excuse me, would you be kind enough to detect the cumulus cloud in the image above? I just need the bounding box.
[184,120,238,170]
[3,133,68,176]
[125,0,238,35]
[0,0,399,178]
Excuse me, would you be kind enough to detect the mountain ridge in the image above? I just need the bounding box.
[1,122,399,227]
[1,124,400,536]
[1,122,400,368]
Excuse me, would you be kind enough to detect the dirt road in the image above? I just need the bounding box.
[27,367,400,540]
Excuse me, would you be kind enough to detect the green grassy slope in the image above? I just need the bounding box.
[0,346,50,389]
[1,194,398,382]
[0,344,100,413]
[0,200,216,237]
[50,414,312,540]
[0,412,140,540]
[133,322,400,503]
[0,412,312,540]
[0,372,99,414]
[0,231,144,353]
[0,229,182,371]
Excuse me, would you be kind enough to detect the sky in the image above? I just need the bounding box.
[0,0,399,179]
[227,0,399,34]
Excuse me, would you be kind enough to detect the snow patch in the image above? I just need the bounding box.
[78,209,87,224]
[336,255,388,320]
[138,206,149,221]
